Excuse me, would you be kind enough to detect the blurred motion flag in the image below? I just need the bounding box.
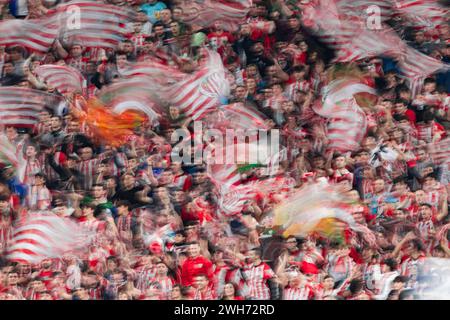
[6,212,94,265]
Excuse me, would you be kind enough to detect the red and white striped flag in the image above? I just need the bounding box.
[207,163,243,191]
[218,185,258,217]
[0,87,64,128]
[398,47,450,97]
[393,0,449,30]
[164,50,230,120]
[178,0,252,31]
[313,78,375,152]
[35,65,86,96]
[336,0,395,22]
[0,19,58,53]
[121,58,185,85]
[6,212,94,265]
[299,0,405,63]
[51,0,135,49]
[205,102,269,131]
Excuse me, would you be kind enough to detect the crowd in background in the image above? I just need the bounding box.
[0,0,449,300]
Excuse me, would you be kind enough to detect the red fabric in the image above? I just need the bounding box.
[181,255,213,287]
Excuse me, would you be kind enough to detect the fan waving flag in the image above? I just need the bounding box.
[313,73,376,152]
[205,103,269,131]
[0,87,64,128]
[0,19,59,53]
[398,47,450,97]
[51,0,135,49]
[394,0,449,30]
[35,65,86,96]
[178,0,252,31]
[164,50,230,120]
[273,181,375,242]
[6,212,94,265]
[96,76,162,122]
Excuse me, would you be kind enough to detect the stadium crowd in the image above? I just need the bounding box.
[0,0,449,300]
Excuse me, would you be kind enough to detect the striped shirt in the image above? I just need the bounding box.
[23,159,42,187]
[283,285,315,300]
[285,80,311,100]
[135,267,156,292]
[242,262,275,300]
[193,285,216,300]
[149,276,174,299]
[77,154,108,191]
[27,186,52,211]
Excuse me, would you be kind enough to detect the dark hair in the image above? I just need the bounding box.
[144,36,156,43]
[349,279,363,294]
[423,77,436,85]
[383,258,398,271]
[399,289,415,300]
[115,200,131,209]
[292,65,306,73]
[323,274,334,281]
[393,276,408,283]
[387,289,399,300]
[248,247,262,258]
[412,238,425,252]
[80,202,96,210]
[115,51,128,58]
[91,183,105,190]
[395,98,409,106]
[419,203,433,209]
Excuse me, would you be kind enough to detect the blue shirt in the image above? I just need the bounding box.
[140,2,167,24]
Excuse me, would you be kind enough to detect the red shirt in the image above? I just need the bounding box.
[181,255,213,287]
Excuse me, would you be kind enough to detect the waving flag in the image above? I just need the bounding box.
[81,97,146,147]
[273,181,373,240]
[398,47,450,97]
[0,87,63,128]
[164,50,230,120]
[218,185,258,217]
[52,0,135,49]
[178,0,252,31]
[96,77,162,123]
[314,74,376,152]
[300,0,406,63]
[6,212,94,265]
[121,59,185,86]
[0,19,58,53]
[394,0,449,30]
[204,102,269,132]
[35,65,86,96]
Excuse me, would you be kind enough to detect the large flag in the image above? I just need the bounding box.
[50,0,135,48]
[177,0,252,31]
[0,19,58,53]
[398,47,450,97]
[164,50,230,120]
[393,0,449,30]
[6,212,94,264]
[313,76,376,152]
[204,102,269,132]
[273,181,376,244]
[35,64,86,96]
[0,87,64,128]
